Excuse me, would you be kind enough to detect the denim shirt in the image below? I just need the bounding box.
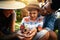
[43,12,57,31]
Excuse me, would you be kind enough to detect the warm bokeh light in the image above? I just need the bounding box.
[17,0,38,5]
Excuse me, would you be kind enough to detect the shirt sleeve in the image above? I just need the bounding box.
[45,14,57,31]
[20,18,25,25]
[20,18,25,30]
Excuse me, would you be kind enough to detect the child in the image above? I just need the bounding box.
[17,6,44,40]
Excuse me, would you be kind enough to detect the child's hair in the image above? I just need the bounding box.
[26,4,40,13]
[26,4,41,17]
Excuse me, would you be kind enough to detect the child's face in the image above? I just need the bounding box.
[29,10,38,20]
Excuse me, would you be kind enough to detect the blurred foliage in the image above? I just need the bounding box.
[17,0,29,5]
[17,0,38,5]
[15,9,22,22]
[15,22,20,31]
[15,9,21,31]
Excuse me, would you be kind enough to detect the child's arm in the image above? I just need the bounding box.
[20,18,25,31]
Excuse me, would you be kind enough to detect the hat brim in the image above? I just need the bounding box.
[0,1,26,9]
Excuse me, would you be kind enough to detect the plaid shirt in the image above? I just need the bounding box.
[43,13,57,31]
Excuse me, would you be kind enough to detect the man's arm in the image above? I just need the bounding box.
[44,14,57,31]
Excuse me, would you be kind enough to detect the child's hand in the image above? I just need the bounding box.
[23,27,37,40]
[37,26,42,32]
[23,29,29,34]
[27,28,37,37]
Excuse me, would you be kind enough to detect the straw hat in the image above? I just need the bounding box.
[26,4,40,12]
[0,0,26,9]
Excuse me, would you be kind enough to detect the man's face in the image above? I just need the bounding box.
[40,3,52,16]
[3,9,13,14]
[29,10,38,20]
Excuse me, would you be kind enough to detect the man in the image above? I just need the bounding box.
[40,0,60,40]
